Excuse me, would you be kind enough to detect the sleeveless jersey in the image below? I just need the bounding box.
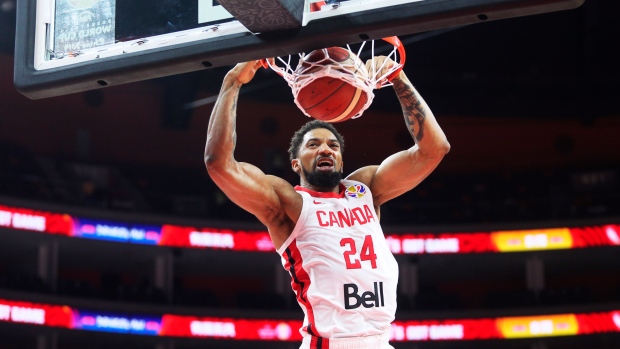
[277,179,399,338]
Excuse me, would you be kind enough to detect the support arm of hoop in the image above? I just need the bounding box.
[382,36,406,82]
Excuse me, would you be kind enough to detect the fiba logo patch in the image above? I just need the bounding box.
[346,185,366,199]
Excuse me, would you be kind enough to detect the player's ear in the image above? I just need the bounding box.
[291,159,300,173]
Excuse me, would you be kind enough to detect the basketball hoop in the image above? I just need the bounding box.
[260,36,406,122]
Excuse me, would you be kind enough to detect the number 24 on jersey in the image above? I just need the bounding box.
[340,235,377,269]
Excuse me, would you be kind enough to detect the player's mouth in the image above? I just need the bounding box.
[316,157,335,171]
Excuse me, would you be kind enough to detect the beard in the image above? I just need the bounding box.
[302,165,342,189]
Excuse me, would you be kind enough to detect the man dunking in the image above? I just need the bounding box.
[204,57,450,349]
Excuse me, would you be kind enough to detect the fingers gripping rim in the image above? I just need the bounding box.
[381,36,406,83]
[365,36,406,88]
[237,60,266,84]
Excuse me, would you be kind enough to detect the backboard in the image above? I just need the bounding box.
[14,0,585,99]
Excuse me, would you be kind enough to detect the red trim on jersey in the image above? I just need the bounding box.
[295,183,346,198]
[309,336,331,349]
[282,240,319,336]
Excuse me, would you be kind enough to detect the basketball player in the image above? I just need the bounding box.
[205,57,450,348]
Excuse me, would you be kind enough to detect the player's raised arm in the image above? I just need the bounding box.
[204,61,299,245]
[349,56,450,206]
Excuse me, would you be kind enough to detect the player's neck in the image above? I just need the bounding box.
[299,181,340,194]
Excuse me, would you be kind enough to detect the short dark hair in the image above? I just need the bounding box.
[288,120,345,161]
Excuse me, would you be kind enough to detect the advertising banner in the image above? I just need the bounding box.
[54,0,116,53]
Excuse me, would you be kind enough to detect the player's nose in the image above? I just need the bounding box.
[317,143,333,154]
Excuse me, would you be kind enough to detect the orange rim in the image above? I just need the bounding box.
[381,36,406,82]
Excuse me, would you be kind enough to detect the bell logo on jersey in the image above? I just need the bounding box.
[343,282,384,309]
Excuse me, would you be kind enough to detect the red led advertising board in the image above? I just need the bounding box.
[0,205,73,236]
[1,298,619,341]
[1,204,620,254]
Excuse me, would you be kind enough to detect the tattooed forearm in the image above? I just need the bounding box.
[393,79,426,142]
[231,105,238,150]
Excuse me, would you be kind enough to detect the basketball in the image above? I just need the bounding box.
[295,47,369,123]
[300,47,351,73]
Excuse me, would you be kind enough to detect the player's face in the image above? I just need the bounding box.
[293,128,343,189]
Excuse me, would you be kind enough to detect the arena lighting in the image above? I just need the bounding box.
[0,298,619,341]
[0,0,15,12]
[1,204,620,253]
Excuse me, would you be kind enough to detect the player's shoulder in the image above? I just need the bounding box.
[344,165,379,187]
[267,175,297,193]
[262,175,302,239]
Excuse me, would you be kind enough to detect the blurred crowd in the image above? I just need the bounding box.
[1,140,617,226]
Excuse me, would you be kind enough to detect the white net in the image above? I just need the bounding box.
[264,37,405,121]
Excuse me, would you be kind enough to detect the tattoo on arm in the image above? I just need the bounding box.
[231,96,238,112]
[231,94,239,149]
[393,79,426,142]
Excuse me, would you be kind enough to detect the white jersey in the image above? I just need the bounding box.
[277,180,399,339]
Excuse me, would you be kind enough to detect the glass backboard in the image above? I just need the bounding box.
[14,0,585,99]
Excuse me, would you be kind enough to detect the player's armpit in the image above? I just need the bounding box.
[206,160,300,245]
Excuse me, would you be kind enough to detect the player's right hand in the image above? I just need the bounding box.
[232,60,264,85]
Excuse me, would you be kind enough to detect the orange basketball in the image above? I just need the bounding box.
[301,47,351,71]
[296,47,369,123]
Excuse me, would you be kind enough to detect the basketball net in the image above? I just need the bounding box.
[262,37,406,121]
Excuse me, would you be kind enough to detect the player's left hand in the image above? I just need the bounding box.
[366,56,402,88]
